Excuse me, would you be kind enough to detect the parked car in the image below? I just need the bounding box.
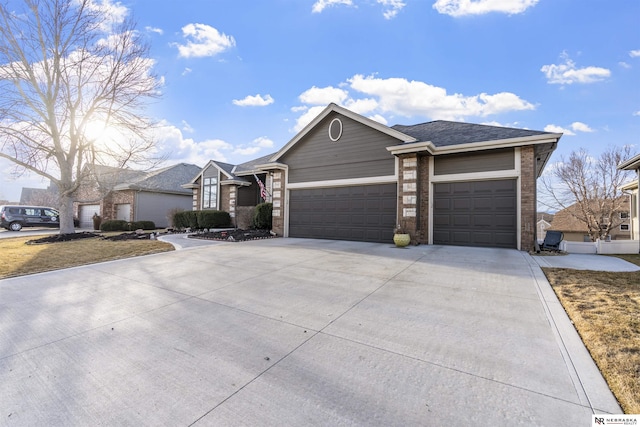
[0,205,61,231]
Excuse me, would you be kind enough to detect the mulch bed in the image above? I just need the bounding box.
[26,231,155,244]
[189,229,275,242]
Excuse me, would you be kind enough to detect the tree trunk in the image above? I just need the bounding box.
[58,193,76,234]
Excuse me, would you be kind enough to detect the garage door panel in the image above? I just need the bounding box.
[289,184,396,243]
[434,179,517,249]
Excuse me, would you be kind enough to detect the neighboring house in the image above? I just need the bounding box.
[183,154,275,229]
[186,103,562,251]
[537,212,554,241]
[618,153,640,240]
[20,182,59,207]
[75,163,202,228]
[547,199,631,242]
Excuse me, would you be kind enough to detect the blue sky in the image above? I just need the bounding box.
[1,0,639,202]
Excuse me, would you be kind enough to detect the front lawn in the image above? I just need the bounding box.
[0,233,174,279]
[543,254,640,414]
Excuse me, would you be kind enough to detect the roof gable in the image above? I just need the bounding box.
[271,103,416,162]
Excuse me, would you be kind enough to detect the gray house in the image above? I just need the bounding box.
[75,163,202,228]
[187,104,562,250]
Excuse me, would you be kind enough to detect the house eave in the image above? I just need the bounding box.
[220,179,251,186]
[618,154,640,171]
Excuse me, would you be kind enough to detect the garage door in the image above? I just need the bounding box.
[433,179,517,249]
[78,204,100,229]
[289,184,397,243]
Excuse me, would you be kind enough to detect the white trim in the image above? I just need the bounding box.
[430,169,519,183]
[516,148,522,251]
[328,118,343,142]
[286,175,397,190]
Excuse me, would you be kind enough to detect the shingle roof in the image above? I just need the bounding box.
[548,199,630,233]
[391,120,552,147]
[112,163,202,194]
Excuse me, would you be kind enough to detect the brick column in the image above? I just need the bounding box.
[271,170,284,236]
[397,154,418,242]
[520,146,536,251]
[418,155,430,244]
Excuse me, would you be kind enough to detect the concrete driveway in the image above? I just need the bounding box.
[0,239,621,425]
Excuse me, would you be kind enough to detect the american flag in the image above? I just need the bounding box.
[254,174,268,201]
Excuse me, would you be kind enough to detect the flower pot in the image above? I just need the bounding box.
[393,233,410,247]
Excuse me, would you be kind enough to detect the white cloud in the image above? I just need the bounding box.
[544,124,574,136]
[145,26,163,35]
[543,122,593,136]
[541,53,610,85]
[181,120,194,133]
[630,50,640,58]
[86,0,129,31]
[570,121,594,133]
[253,136,274,148]
[292,74,535,131]
[312,0,404,18]
[299,86,349,105]
[232,136,275,156]
[293,106,327,132]
[312,0,353,13]
[347,74,534,119]
[619,62,631,69]
[633,111,640,117]
[378,0,406,19]
[153,121,232,164]
[232,94,274,107]
[182,68,192,76]
[433,0,539,17]
[174,23,235,58]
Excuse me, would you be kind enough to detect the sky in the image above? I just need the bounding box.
[1,0,639,202]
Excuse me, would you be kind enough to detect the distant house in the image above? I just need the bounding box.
[537,212,554,241]
[74,163,202,228]
[20,183,59,207]
[548,199,631,242]
[618,154,640,240]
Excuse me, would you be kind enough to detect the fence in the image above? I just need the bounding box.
[560,239,640,254]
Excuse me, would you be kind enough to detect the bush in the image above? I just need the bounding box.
[172,210,198,229]
[197,210,231,228]
[100,219,129,232]
[129,220,155,230]
[252,203,272,230]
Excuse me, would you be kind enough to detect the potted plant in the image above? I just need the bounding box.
[393,223,411,247]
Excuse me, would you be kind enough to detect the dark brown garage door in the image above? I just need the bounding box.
[433,179,517,249]
[289,184,397,243]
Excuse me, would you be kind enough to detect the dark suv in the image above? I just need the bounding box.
[0,205,60,231]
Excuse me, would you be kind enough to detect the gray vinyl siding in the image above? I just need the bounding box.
[135,192,192,227]
[203,164,220,179]
[282,113,398,183]
[434,148,515,175]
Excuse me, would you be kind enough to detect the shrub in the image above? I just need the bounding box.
[252,203,272,230]
[100,219,129,232]
[197,210,231,229]
[173,210,198,229]
[129,220,155,231]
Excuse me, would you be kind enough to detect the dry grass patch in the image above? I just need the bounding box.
[543,264,640,414]
[0,234,174,279]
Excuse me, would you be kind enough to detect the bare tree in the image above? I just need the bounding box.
[0,0,162,233]
[540,146,636,241]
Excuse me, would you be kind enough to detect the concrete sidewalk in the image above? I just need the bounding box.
[0,239,621,425]
[532,252,640,271]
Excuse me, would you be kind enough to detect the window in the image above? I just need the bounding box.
[620,212,629,219]
[621,224,630,231]
[202,177,217,209]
